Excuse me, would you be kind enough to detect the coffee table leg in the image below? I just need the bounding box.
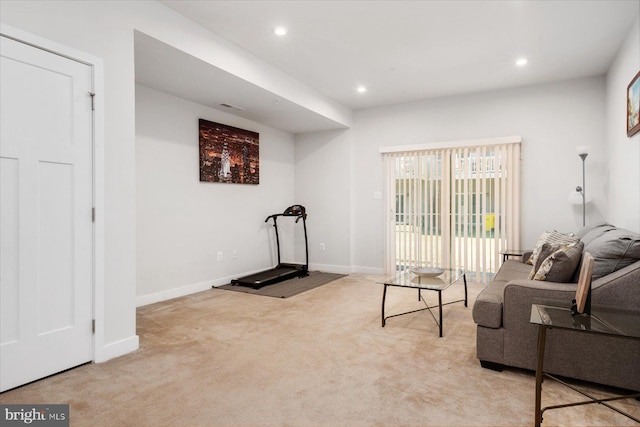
[381,284,387,327]
[438,290,443,337]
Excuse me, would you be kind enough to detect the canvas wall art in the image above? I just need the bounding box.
[199,119,259,184]
[628,70,640,137]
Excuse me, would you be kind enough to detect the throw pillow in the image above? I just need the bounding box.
[532,241,584,282]
[528,230,579,266]
[528,242,559,279]
[575,222,616,247]
[583,228,640,279]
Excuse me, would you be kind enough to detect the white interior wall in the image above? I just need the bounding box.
[294,130,352,273]
[0,0,340,361]
[135,85,295,305]
[606,16,640,233]
[343,77,608,272]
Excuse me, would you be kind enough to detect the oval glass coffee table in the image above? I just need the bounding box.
[376,268,467,337]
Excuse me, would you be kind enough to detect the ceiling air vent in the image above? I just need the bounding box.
[220,103,246,111]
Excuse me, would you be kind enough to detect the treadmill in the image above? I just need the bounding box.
[231,205,309,289]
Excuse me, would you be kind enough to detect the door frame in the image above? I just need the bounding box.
[0,23,106,362]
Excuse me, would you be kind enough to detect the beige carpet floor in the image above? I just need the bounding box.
[1,274,638,427]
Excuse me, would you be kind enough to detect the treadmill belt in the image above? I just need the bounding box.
[243,267,297,283]
[232,266,304,288]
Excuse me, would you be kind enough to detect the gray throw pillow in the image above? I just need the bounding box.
[529,242,557,279]
[530,241,584,282]
[583,228,640,279]
[528,230,579,266]
[575,222,616,247]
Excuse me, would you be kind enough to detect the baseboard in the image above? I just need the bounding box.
[308,263,352,275]
[136,271,268,307]
[96,335,139,363]
[349,265,384,275]
[308,263,384,275]
[136,277,230,307]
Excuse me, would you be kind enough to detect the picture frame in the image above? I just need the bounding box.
[627,70,640,137]
[573,252,594,315]
[199,119,259,184]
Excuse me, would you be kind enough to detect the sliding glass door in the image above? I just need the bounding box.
[383,143,520,283]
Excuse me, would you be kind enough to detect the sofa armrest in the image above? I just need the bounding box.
[499,280,577,368]
[591,260,640,309]
[502,280,577,329]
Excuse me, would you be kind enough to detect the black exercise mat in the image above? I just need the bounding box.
[217,271,346,298]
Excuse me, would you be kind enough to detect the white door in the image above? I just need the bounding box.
[0,35,94,392]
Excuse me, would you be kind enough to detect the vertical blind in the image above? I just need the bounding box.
[383,143,521,283]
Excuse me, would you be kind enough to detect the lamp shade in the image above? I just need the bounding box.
[568,189,592,205]
[568,190,583,205]
[576,145,590,156]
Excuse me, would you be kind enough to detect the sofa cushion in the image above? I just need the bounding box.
[530,241,584,282]
[495,259,535,282]
[584,228,640,279]
[527,230,579,266]
[576,222,616,247]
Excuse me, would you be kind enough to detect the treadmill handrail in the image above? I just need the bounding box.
[265,213,306,223]
[264,205,308,270]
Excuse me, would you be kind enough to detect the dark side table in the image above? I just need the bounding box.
[500,249,531,263]
[530,303,640,426]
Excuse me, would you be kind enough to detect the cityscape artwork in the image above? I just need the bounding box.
[199,119,259,184]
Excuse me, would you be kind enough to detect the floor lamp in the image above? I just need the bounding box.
[568,146,590,227]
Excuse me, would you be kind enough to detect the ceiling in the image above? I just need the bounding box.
[134,31,346,133]
[136,0,639,133]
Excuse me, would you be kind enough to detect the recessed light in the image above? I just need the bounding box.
[356,86,367,93]
[516,58,528,67]
[220,103,245,111]
[273,26,287,36]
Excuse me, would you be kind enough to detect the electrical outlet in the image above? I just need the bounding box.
[217,252,223,261]
[232,250,238,259]
[320,243,325,251]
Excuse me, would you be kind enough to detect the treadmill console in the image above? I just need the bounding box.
[284,205,306,217]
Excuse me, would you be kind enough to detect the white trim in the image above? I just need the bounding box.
[137,279,219,307]
[349,265,385,275]
[1,24,95,67]
[379,135,521,154]
[136,269,260,307]
[308,263,353,275]
[91,58,107,362]
[0,24,110,363]
[98,335,139,363]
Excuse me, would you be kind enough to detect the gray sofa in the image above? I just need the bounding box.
[472,223,640,392]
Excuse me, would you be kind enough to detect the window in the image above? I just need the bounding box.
[382,140,521,283]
